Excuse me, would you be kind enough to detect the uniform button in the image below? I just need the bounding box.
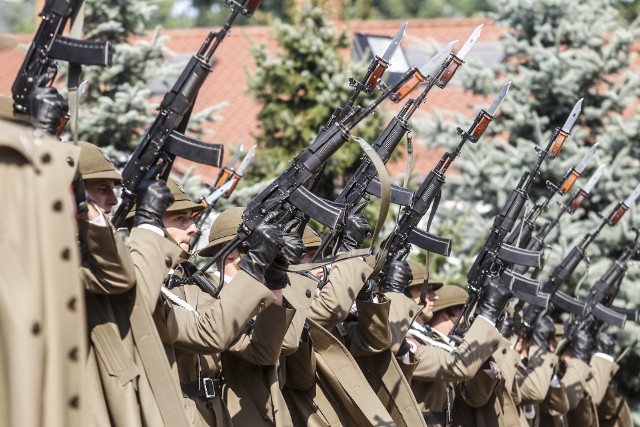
[32,322,41,335]
[409,310,414,317]
[502,348,507,355]
[41,153,51,163]
[52,200,63,212]
[67,297,77,311]
[61,248,71,260]
[66,156,75,167]
[69,396,79,409]
[68,347,79,361]
[305,289,312,298]
[165,257,172,267]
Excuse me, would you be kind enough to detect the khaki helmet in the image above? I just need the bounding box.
[125,178,204,224]
[198,206,244,257]
[406,260,444,292]
[302,226,322,249]
[433,284,468,313]
[78,141,122,181]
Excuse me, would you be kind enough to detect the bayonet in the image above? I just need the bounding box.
[382,22,408,63]
[558,142,598,194]
[561,98,583,134]
[455,23,483,61]
[487,81,511,117]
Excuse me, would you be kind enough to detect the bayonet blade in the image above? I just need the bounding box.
[205,178,237,205]
[574,142,599,174]
[419,41,456,78]
[455,23,483,61]
[236,144,256,176]
[226,143,244,169]
[623,182,640,207]
[487,81,511,117]
[581,164,606,194]
[381,22,408,63]
[561,98,583,133]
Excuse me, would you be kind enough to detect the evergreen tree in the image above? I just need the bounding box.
[246,0,387,199]
[412,0,640,409]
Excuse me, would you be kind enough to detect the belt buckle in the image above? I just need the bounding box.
[202,377,216,398]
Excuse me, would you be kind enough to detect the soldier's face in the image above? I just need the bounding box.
[85,179,118,214]
[163,210,197,253]
[421,286,439,319]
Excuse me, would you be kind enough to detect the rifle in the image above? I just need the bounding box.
[555,230,640,355]
[449,99,583,339]
[366,82,511,290]
[519,184,640,340]
[198,24,410,277]
[190,145,256,249]
[12,0,112,116]
[111,0,262,228]
[506,143,599,254]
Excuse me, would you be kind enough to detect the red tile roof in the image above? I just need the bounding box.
[0,17,503,181]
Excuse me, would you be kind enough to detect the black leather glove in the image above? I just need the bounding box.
[531,313,555,351]
[357,279,375,301]
[497,311,515,339]
[397,339,411,358]
[237,213,286,288]
[571,328,593,362]
[28,85,68,135]
[595,330,615,356]
[380,260,412,294]
[339,211,371,252]
[475,280,513,324]
[264,230,305,289]
[133,170,174,229]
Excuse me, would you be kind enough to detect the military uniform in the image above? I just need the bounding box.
[597,382,633,427]
[0,106,86,427]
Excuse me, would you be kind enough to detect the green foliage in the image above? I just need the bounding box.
[342,0,496,20]
[246,0,387,198]
[0,1,36,33]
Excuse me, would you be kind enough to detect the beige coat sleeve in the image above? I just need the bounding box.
[128,227,184,313]
[171,271,277,354]
[410,317,502,382]
[585,355,618,406]
[544,382,570,417]
[385,292,421,353]
[281,274,318,356]
[307,258,372,329]
[341,296,392,357]
[519,346,557,402]
[227,302,295,366]
[79,220,136,295]
[457,361,501,408]
[562,358,591,410]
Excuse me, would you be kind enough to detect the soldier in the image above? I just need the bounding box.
[147,193,296,427]
[77,141,121,215]
[404,282,510,425]
[0,76,85,426]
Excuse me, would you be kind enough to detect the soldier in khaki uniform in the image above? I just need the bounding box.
[404,282,509,426]
[79,151,190,426]
[147,193,296,427]
[0,83,86,427]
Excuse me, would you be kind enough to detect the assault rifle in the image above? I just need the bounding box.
[449,99,584,338]
[190,145,256,249]
[12,0,112,116]
[518,183,640,339]
[198,24,410,276]
[111,0,262,227]
[366,82,510,290]
[555,229,640,355]
[506,144,599,254]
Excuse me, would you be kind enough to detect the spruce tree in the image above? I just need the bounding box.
[413,0,640,409]
[246,0,387,199]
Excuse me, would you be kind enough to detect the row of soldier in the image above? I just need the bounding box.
[1,8,636,427]
[1,79,633,427]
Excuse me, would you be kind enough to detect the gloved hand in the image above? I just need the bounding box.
[497,311,515,339]
[357,279,375,301]
[595,330,615,356]
[397,339,411,358]
[339,210,371,252]
[571,328,593,362]
[475,280,513,324]
[28,85,68,135]
[531,313,555,352]
[264,230,305,289]
[380,260,412,294]
[133,166,174,229]
[238,213,286,288]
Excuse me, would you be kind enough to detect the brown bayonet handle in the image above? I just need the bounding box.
[470,111,493,140]
[439,56,463,88]
[393,71,425,102]
[568,190,587,214]
[549,129,568,159]
[365,59,389,92]
[610,204,628,225]
[559,170,580,195]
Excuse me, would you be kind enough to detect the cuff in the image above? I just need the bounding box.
[136,223,165,236]
[593,352,614,362]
